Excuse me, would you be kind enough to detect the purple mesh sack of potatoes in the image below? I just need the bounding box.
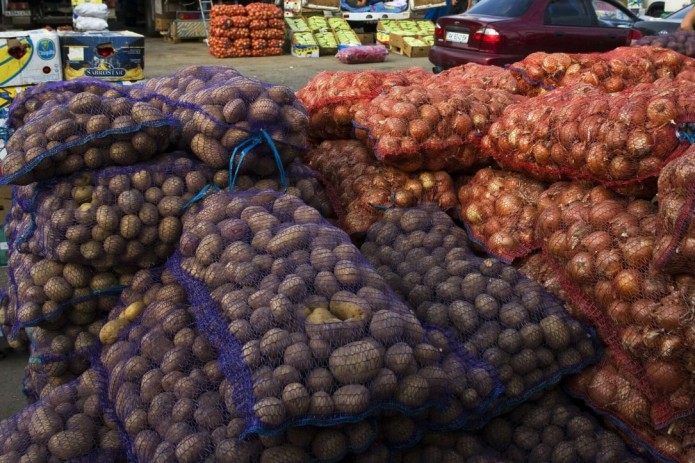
[165,189,501,437]
[0,89,179,186]
[99,266,388,462]
[0,369,126,463]
[15,153,214,270]
[360,204,602,429]
[139,66,310,177]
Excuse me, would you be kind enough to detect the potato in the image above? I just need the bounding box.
[47,431,92,459]
[312,429,348,462]
[253,397,286,427]
[329,339,383,384]
[266,225,311,257]
[282,382,311,416]
[260,445,309,463]
[191,133,228,168]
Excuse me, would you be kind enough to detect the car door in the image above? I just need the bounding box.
[540,0,605,53]
[589,0,635,49]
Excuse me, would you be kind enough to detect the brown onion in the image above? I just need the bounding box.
[567,252,594,284]
[630,299,653,325]
[587,368,618,407]
[613,269,641,300]
[646,97,678,126]
[621,236,655,268]
[495,193,523,217]
[653,300,686,331]
[595,249,623,279]
[588,200,625,228]
[607,299,630,324]
[581,231,612,254]
[645,360,686,395]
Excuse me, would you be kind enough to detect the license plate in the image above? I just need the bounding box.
[4,10,31,16]
[446,31,469,43]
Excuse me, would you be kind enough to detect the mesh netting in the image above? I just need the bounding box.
[208,3,284,58]
[13,153,214,269]
[534,182,694,428]
[296,68,431,141]
[423,63,536,97]
[169,189,499,436]
[0,370,126,462]
[305,140,457,236]
[212,159,336,220]
[634,31,695,58]
[335,46,389,65]
[352,85,524,173]
[654,145,695,275]
[139,66,308,177]
[482,79,695,189]
[7,78,137,130]
[515,252,571,314]
[23,352,91,402]
[508,46,695,93]
[359,203,601,429]
[457,168,548,263]
[0,91,179,186]
[4,242,129,337]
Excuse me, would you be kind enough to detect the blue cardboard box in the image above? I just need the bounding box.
[59,30,144,81]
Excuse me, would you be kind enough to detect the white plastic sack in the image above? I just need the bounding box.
[74,16,109,31]
[74,3,109,18]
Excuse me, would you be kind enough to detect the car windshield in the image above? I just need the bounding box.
[668,4,693,19]
[467,0,535,17]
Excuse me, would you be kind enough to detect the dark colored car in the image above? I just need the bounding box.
[429,0,642,71]
[634,4,692,36]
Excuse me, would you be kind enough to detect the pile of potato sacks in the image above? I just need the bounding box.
[0,63,665,463]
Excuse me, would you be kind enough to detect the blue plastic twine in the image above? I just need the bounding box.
[676,122,695,144]
[180,183,221,214]
[228,129,287,193]
[368,191,397,211]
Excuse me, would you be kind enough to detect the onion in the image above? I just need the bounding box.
[419,104,440,127]
[408,119,430,141]
[658,335,682,360]
[646,97,678,126]
[645,360,686,395]
[654,435,684,458]
[495,193,523,217]
[607,299,630,324]
[488,231,517,253]
[585,144,610,176]
[536,206,562,239]
[630,299,653,325]
[609,213,640,239]
[615,391,650,426]
[333,104,353,125]
[595,249,623,279]
[621,236,655,268]
[621,326,646,358]
[547,231,568,258]
[587,369,618,407]
[483,217,502,237]
[626,199,655,219]
[653,301,686,331]
[404,179,423,200]
[452,114,473,137]
[608,156,635,181]
[613,269,641,300]
[464,204,485,224]
[567,252,594,284]
[562,202,589,225]
[588,200,625,228]
[594,280,615,307]
[641,275,670,300]
[581,231,612,254]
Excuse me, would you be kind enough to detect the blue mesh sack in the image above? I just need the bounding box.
[7,78,138,130]
[350,388,650,463]
[166,189,500,437]
[13,153,214,270]
[0,369,126,462]
[359,203,603,430]
[4,243,129,338]
[0,91,180,186]
[99,266,391,463]
[136,66,310,178]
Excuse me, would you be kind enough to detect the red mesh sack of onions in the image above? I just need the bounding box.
[508,46,694,93]
[305,139,457,236]
[296,68,430,141]
[653,145,695,276]
[568,349,695,463]
[536,182,695,427]
[457,168,547,263]
[423,63,536,96]
[483,79,695,189]
[335,45,388,64]
[516,252,570,306]
[353,85,525,172]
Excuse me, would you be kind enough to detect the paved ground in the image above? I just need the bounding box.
[0,37,433,420]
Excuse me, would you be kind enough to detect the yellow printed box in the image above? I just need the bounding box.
[0,29,62,88]
[60,30,144,82]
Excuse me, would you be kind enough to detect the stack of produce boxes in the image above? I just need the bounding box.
[287,16,320,58]
[208,2,285,58]
[383,19,435,57]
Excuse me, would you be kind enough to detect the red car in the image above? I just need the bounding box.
[429,0,643,72]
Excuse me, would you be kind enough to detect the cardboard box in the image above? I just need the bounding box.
[356,32,375,45]
[291,32,319,58]
[388,33,431,57]
[0,29,62,88]
[60,31,144,81]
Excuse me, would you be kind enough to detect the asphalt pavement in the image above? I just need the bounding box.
[0,37,433,420]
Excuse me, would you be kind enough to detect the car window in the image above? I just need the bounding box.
[670,4,693,19]
[466,0,535,17]
[592,0,634,26]
[544,0,594,26]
